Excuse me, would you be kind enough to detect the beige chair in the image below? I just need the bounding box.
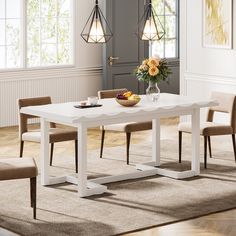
[178,92,236,168]
[0,157,38,219]
[98,88,152,164]
[18,96,78,173]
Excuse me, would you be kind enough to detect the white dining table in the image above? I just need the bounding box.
[21,93,218,197]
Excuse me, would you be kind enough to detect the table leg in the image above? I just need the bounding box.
[191,108,200,175]
[77,124,88,197]
[40,118,50,185]
[152,118,161,166]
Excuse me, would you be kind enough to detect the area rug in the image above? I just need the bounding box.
[0,135,236,236]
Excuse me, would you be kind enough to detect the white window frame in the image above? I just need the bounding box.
[0,0,75,72]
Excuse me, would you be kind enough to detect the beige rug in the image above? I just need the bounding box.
[0,134,236,236]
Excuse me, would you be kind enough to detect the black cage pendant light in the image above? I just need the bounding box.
[136,0,165,41]
[81,0,113,43]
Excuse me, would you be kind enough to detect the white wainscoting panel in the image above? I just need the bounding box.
[0,70,102,127]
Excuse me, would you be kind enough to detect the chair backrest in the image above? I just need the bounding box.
[98,88,128,99]
[207,92,236,133]
[18,96,55,136]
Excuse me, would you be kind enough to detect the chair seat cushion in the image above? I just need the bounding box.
[0,157,38,181]
[178,122,233,136]
[103,121,152,133]
[22,128,77,143]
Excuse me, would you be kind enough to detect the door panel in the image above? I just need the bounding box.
[103,0,146,94]
[113,0,139,64]
[113,74,139,92]
[158,62,180,94]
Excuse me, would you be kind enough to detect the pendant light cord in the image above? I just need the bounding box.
[149,0,152,17]
[95,0,98,18]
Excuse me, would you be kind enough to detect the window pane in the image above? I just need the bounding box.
[58,43,70,64]
[165,16,176,38]
[42,44,57,65]
[41,17,57,43]
[0,0,22,69]
[0,46,5,68]
[27,18,40,43]
[0,20,5,45]
[152,40,164,58]
[27,18,40,67]
[153,0,164,15]
[165,0,176,15]
[6,0,21,18]
[58,0,71,17]
[6,19,21,46]
[27,0,40,18]
[6,45,20,67]
[27,43,40,66]
[0,0,5,18]
[58,18,70,43]
[41,0,57,17]
[165,39,176,58]
[5,20,21,67]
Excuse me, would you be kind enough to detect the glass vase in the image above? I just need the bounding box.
[146,81,160,102]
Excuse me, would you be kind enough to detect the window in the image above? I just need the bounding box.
[151,0,179,59]
[0,0,22,68]
[0,0,74,70]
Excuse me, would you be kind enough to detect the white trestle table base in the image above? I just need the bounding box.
[21,94,218,197]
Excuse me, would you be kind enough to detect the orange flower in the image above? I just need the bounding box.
[148,57,159,67]
[149,66,159,76]
[142,59,149,65]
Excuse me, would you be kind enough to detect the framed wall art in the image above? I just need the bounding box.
[203,0,233,49]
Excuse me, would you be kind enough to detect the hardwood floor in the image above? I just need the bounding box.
[123,209,236,236]
[0,118,235,236]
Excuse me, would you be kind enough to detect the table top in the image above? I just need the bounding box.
[21,93,218,125]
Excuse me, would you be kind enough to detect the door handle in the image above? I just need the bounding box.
[108,56,119,66]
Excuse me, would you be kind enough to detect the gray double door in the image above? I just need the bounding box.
[103,0,179,95]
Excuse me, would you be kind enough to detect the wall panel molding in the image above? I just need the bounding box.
[184,73,236,86]
[0,71,102,127]
[0,67,102,82]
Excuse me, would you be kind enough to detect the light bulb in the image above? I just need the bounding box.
[88,19,105,43]
[142,17,158,40]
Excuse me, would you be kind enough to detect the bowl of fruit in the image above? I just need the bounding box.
[116,91,141,107]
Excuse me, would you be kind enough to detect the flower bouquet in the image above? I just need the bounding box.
[134,57,171,102]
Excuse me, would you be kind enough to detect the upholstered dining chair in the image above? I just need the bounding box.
[0,157,38,219]
[178,91,236,168]
[18,96,78,173]
[98,88,152,165]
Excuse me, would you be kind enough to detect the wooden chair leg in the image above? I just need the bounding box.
[100,130,105,158]
[126,132,131,165]
[75,140,78,173]
[208,136,212,158]
[179,131,182,163]
[204,136,208,169]
[20,141,24,157]
[30,177,37,219]
[232,134,236,162]
[50,143,54,166]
